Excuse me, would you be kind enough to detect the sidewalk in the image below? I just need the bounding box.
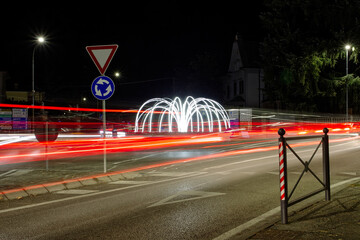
[248,180,360,240]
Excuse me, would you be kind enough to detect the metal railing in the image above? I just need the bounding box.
[278,128,330,224]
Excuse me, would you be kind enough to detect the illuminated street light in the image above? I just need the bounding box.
[32,36,46,129]
[345,44,351,121]
[38,36,45,43]
[114,71,121,78]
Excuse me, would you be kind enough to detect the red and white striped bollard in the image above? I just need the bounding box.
[278,128,288,224]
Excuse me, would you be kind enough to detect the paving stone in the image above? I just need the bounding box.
[45,183,66,193]
[0,192,7,201]
[80,178,98,186]
[65,181,83,189]
[25,186,49,196]
[108,174,125,181]
[96,176,111,183]
[121,172,141,179]
[4,189,29,200]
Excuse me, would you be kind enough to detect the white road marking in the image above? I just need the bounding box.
[148,190,225,207]
[113,152,166,165]
[55,189,99,195]
[339,172,357,176]
[109,180,152,185]
[202,155,277,171]
[0,169,17,177]
[146,171,195,177]
[213,207,281,240]
[215,172,232,175]
[4,169,33,177]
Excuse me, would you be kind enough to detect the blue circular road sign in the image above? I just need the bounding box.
[91,76,115,100]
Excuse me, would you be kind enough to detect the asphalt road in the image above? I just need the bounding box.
[0,134,359,239]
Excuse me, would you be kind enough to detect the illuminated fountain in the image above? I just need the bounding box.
[135,96,230,133]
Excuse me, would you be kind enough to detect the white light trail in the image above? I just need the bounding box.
[135,96,230,133]
[0,134,36,146]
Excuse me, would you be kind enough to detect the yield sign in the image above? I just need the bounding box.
[86,44,118,75]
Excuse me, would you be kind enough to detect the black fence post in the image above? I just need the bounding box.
[322,128,331,201]
[278,128,288,224]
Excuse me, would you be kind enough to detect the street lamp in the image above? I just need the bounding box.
[345,44,351,121]
[114,71,121,78]
[38,37,45,43]
[32,36,46,129]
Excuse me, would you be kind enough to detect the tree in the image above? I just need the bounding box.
[260,0,360,113]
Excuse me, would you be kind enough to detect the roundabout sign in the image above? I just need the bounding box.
[91,76,115,100]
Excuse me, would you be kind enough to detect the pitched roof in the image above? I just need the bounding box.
[228,33,262,72]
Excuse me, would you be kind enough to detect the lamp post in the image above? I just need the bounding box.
[344,44,356,121]
[32,36,45,129]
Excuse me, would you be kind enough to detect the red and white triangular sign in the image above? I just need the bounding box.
[86,44,118,75]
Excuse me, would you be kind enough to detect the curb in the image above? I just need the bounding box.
[46,183,66,193]
[25,186,49,196]
[0,171,134,201]
[4,189,28,200]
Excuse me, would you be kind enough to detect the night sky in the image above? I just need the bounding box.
[0,2,263,107]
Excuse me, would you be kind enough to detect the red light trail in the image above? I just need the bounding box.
[0,103,164,114]
[0,135,223,165]
[2,134,358,195]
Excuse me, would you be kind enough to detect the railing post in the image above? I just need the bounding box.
[322,128,330,201]
[278,128,288,224]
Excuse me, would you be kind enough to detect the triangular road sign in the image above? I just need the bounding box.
[86,44,118,75]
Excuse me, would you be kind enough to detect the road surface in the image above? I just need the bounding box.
[0,133,359,239]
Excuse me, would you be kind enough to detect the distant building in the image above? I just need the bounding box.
[223,34,264,108]
[0,71,45,104]
[6,91,44,104]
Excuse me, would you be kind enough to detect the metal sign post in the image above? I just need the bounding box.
[87,44,118,173]
[102,100,106,172]
[45,121,49,171]
[90,76,115,173]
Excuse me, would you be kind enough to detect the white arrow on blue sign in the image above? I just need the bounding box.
[91,76,115,100]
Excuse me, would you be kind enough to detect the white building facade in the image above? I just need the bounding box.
[223,34,264,108]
